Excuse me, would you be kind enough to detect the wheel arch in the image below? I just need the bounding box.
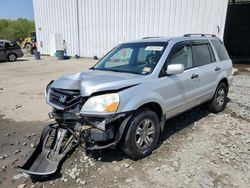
[218,78,229,89]
[7,52,17,56]
[213,77,229,96]
[117,101,163,144]
[136,102,163,121]
[24,42,32,47]
[212,74,230,97]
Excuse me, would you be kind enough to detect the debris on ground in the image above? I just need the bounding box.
[0,59,249,187]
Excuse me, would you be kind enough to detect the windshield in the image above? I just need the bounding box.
[93,42,167,75]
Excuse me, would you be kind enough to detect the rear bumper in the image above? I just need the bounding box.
[228,75,233,87]
[16,50,24,58]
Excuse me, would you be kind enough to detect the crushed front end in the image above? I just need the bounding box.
[19,81,130,176]
[47,86,129,150]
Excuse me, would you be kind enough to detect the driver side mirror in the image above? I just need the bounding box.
[166,64,184,75]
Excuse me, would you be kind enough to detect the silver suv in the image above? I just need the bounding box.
[20,34,233,175]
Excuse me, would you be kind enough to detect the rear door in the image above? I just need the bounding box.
[159,41,202,118]
[210,39,232,84]
[191,40,218,103]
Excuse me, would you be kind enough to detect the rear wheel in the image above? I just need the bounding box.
[207,82,228,113]
[121,109,160,160]
[7,53,17,62]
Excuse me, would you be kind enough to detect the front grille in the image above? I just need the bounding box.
[49,88,85,111]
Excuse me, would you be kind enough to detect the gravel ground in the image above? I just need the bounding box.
[0,58,249,188]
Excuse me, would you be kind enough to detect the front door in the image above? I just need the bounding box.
[159,42,202,118]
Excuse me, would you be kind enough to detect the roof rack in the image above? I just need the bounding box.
[183,34,216,37]
[142,36,163,39]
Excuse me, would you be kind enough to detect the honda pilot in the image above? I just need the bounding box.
[20,34,233,176]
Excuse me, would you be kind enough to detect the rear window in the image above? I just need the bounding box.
[211,40,230,61]
[192,43,214,66]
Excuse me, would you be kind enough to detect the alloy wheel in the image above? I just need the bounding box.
[216,88,225,107]
[135,119,155,150]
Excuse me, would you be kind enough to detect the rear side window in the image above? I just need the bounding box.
[192,43,214,66]
[211,40,230,61]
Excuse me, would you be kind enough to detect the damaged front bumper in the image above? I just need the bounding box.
[19,110,132,176]
[18,123,77,176]
[49,110,132,150]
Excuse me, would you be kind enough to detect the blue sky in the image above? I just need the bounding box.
[0,0,34,20]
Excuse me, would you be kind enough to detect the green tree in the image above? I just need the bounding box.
[0,18,35,41]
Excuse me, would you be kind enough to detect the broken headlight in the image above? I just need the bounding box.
[80,93,119,115]
[44,80,54,98]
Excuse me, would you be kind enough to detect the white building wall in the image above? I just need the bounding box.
[33,0,80,56]
[33,0,229,58]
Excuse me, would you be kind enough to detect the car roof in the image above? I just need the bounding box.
[0,39,12,43]
[123,36,220,44]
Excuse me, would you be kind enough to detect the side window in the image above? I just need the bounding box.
[168,45,193,70]
[211,40,230,61]
[5,42,10,48]
[0,42,4,49]
[192,44,214,66]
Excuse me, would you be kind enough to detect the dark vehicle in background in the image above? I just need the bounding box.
[0,40,24,62]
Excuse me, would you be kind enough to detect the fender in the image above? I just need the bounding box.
[117,89,165,114]
[115,111,166,143]
[212,72,229,96]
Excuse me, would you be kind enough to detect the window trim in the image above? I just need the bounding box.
[191,41,216,67]
[210,39,230,61]
[93,42,168,75]
[159,41,194,77]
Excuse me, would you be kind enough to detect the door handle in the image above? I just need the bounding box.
[215,67,221,71]
[191,74,199,79]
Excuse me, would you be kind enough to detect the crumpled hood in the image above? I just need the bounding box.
[51,70,145,96]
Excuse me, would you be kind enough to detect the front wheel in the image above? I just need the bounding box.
[207,82,228,113]
[121,109,160,160]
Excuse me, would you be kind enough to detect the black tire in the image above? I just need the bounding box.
[25,43,33,54]
[121,109,160,160]
[7,53,17,62]
[207,82,228,113]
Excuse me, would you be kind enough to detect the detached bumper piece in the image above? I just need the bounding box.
[18,124,77,176]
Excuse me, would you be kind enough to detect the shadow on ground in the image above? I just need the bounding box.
[95,98,231,162]
[22,98,232,182]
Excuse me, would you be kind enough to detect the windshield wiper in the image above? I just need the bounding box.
[91,68,142,75]
[106,69,142,75]
[105,69,121,72]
